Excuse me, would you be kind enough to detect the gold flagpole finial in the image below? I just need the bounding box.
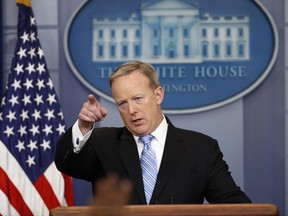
[16,0,31,7]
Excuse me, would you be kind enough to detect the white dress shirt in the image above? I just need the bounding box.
[133,118,168,171]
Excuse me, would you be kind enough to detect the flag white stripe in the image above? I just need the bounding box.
[0,189,19,216]
[0,141,49,215]
[44,162,68,206]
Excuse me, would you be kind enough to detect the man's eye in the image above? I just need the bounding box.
[119,102,127,109]
[135,97,143,103]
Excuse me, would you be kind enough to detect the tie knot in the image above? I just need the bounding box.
[139,134,154,146]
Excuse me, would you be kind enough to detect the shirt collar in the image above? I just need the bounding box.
[134,115,168,145]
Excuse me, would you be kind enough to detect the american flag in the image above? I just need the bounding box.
[0,1,73,215]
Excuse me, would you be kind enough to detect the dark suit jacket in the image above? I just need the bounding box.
[55,119,251,204]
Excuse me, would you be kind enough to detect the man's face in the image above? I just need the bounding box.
[111,71,164,136]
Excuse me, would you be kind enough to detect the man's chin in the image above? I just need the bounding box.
[128,126,147,136]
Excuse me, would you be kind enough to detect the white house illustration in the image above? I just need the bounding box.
[92,0,250,63]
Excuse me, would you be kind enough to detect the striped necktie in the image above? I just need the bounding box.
[139,134,158,204]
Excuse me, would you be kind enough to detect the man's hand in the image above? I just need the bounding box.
[94,174,132,206]
[78,94,108,135]
[91,174,132,216]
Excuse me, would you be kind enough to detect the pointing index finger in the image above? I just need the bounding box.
[88,94,100,107]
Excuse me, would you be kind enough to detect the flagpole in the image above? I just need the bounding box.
[16,0,32,7]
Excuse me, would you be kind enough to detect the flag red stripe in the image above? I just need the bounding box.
[0,167,33,216]
[34,174,61,210]
[63,174,74,206]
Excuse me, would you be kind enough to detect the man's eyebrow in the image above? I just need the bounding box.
[115,99,126,104]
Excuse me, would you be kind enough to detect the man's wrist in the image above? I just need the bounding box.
[72,120,94,153]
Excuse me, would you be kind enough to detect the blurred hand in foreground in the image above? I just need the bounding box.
[90,173,132,216]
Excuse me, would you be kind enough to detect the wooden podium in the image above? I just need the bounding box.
[50,204,278,216]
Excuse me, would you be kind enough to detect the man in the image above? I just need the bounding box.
[55,61,251,205]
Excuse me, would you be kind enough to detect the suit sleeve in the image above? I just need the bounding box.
[205,139,251,203]
[55,127,103,182]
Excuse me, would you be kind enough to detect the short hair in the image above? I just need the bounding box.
[109,61,161,89]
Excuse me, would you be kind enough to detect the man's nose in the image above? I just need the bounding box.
[127,102,137,114]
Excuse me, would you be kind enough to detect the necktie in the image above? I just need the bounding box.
[139,134,158,204]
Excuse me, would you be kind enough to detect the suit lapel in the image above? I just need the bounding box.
[118,128,146,204]
[152,123,186,200]
[117,121,186,204]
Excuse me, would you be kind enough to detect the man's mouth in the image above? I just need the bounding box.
[132,118,143,125]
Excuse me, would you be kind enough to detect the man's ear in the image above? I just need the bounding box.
[154,86,164,104]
